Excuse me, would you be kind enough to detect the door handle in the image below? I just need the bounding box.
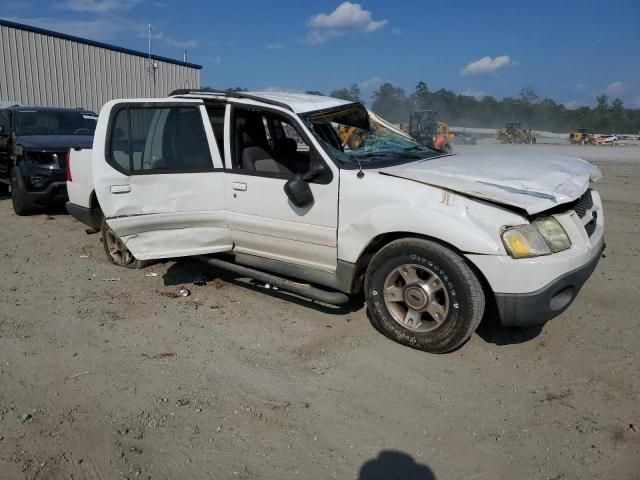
[232,182,247,191]
[110,185,131,194]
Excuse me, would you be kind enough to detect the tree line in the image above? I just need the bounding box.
[328,82,640,134]
[204,84,640,134]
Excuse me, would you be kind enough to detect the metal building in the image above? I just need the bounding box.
[0,19,201,113]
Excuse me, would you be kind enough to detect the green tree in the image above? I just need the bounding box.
[371,83,412,123]
[330,84,361,102]
[519,87,540,105]
[415,81,429,110]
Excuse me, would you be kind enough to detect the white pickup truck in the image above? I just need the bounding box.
[66,90,604,353]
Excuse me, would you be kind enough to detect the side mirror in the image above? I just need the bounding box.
[284,175,314,208]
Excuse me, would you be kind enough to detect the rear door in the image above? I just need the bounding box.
[93,99,231,260]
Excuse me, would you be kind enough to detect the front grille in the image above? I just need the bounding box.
[585,218,596,237]
[573,189,593,218]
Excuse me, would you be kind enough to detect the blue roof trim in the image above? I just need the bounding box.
[0,18,202,70]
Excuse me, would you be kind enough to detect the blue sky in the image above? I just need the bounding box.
[4,0,640,108]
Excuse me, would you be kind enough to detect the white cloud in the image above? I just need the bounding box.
[306,2,387,44]
[460,55,513,76]
[461,88,486,99]
[391,28,402,35]
[58,0,143,14]
[576,83,589,92]
[604,81,624,96]
[265,43,285,50]
[208,56,222,65]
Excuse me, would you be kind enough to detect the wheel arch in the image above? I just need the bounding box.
[351,231,496,301]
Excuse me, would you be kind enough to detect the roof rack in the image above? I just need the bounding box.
[168,89,294,112]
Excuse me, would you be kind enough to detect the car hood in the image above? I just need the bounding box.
[379,152,602,215]
[17,135,94,151]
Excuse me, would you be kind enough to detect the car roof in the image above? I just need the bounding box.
[169,89,356,114]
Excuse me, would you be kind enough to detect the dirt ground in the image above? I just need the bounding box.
[0,143,638,480]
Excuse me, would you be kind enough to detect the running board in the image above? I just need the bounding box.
[193,255,350,306]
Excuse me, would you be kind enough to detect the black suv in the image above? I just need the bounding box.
[0,106,96,215]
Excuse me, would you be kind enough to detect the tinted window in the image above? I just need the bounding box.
[109,106,212,173]
[15,110,96,136]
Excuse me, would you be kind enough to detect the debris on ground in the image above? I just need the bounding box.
[142,352,176,359]
[179,286,191,297]
[145,272,159,277]
[209,278,226,289]
[101,278,121,282]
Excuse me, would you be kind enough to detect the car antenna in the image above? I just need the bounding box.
[308,95,365,179]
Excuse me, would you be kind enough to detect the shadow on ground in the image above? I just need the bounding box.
[358,450,436,480]
[476,308,543,346]
[163,258,364,315]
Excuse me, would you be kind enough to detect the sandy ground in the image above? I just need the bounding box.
[0,143,639,480]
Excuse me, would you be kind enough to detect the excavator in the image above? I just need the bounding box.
[496,122,536,144]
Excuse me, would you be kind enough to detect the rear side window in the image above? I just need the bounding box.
[108,105,212,173]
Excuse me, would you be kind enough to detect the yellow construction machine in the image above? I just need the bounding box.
[496,122,536,144]
[569,128,596,145]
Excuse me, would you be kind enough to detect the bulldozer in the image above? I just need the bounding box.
[569,128,596,145]
[496,122,536,144]
[407,110,454,153]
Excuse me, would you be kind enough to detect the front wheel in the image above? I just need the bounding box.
[101,217,148,269]
[365,238,485,353]
[11,168,34,216]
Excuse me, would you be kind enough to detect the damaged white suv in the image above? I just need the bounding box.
[66,90,604,353]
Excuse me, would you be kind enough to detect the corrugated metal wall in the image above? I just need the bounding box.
[0,23,200,113]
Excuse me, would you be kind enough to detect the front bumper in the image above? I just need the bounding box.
[494,244,604,327]
[26,181,68,204]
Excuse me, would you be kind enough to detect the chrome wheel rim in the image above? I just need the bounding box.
[104,226,133,266]
[383,264,449,333]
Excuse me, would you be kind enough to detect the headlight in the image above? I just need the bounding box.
[502,217,571,259]
[534,217,571,253]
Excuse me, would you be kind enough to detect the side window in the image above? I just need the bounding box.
[233,108,314,177]
[108,105,212,174]
[206,105,225,161]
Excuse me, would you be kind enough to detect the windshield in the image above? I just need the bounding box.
[304,104,444,168]
[15,110,97,136]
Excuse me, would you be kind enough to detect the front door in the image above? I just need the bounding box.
[224,103,339,273]
[93,99,231,260]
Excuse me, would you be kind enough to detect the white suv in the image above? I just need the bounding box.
[66,90,604,353]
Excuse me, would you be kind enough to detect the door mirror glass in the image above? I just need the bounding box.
[284,176,314,208]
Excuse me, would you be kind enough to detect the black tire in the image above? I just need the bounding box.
[10,168,34,216]
[365,238,485,353]
[101,217,149,269]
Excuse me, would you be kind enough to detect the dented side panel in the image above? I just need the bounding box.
[337,169,527,263]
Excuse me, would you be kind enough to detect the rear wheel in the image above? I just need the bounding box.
[101,217,148,269]
[365,238,485,353]
[11,168,34,216]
